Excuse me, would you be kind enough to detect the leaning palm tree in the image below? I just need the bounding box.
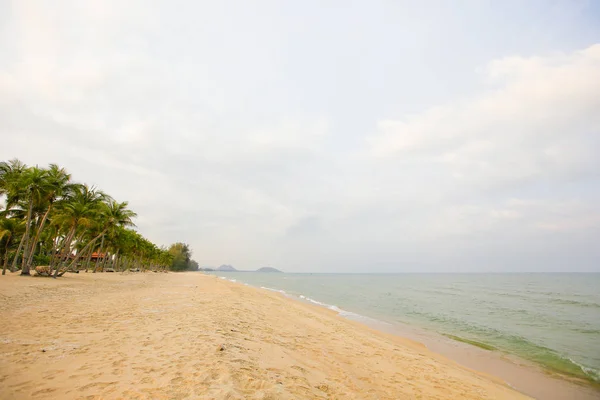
[1,159,190,277]
[5,166,55,275]
[23,164,74,270]
[0,217,25,275]
[61,200,136,276]
[0,159,30,272]
[0,159,28,199]
[50,184,107,274]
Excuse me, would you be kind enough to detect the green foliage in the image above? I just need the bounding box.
[0,159,197,276]
[168,242,196,271]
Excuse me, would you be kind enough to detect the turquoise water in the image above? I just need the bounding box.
[209,272,600,383]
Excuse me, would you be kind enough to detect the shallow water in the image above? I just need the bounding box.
[209,272,600,383]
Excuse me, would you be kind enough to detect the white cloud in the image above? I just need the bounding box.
[369,44,600,186]
[1,1,599,271]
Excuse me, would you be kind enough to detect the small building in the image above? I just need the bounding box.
[89,252,107,262]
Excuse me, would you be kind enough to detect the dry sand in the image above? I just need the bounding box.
[0,271,542,399]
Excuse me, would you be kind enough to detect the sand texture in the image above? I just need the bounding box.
[0,272,531,399]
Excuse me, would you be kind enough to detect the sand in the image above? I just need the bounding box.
[0,271,544,399]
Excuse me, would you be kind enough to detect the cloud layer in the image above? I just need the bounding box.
[1,1,599,271]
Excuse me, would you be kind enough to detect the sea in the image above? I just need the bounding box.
[208,272,600,384]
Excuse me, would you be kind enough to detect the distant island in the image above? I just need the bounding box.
[216,264,237,272]
[198,265,283,273]
[256,267,282,273]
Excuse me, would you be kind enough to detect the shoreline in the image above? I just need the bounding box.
[217,273,600,400]
[344,306,599,400]
[0,271,596,399]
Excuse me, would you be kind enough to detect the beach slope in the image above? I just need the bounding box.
[0,272,529,399]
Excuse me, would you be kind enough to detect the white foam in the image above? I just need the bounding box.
[261,286,287,294]
[299,296,391,325]
[233,280,391,329]
[303,297,348,314]
[568,358,600,380]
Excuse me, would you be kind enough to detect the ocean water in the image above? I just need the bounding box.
[209,272,600,383]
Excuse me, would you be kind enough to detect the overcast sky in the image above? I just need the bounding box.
[1,1,599,272]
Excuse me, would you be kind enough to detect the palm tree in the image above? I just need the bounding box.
[62,200,136,275]
[0,159,28,200]
[50,184,107,275]
[0,165,57,275]
[0,217,24,275]
[0,160,28,272]
[23,164,73,270]
[2,159,193,277]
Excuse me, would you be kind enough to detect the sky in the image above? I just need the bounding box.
[1,0,599,272]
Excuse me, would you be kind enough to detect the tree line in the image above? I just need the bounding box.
[0,159,198,277]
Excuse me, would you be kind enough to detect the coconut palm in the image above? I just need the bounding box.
[1,159,196,276]
[19,167,55,274]
[62,200,136,275]
[50,185,107,276]
[23,164,74,270]
[0,159,28,201]
[53,185,106,252]
[0,217,24,275]
[0,164,55,274]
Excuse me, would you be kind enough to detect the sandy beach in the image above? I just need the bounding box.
[0,272,587,399]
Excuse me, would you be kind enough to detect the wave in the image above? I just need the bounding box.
[571,328,600,335]
[299,295,341,311]
[261,289,389,325]
[569,358,600,382]
[453,330,600,383]
[548,298,600,308]
[444,334,497,351]
[260,286,287,295]
[416,289,460,297]
[408,310,600,382]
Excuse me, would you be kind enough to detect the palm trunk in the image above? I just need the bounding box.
[49,234,60,268]
[51,225,75,268]
[93,235,105,273]
[2,240,10,275]
[61,228,107,275]
[113,250,120,271]
[53,227,80,278]
[25,203,53,269]
[101,250,111,271]
[11,206,34,274]
[19,198,35,275]
[61,232,78,264]
[11,235,25,274]
[84,247,94,272]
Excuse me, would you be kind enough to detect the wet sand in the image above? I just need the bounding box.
[359,318,599,400]
[0,272,589,399]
